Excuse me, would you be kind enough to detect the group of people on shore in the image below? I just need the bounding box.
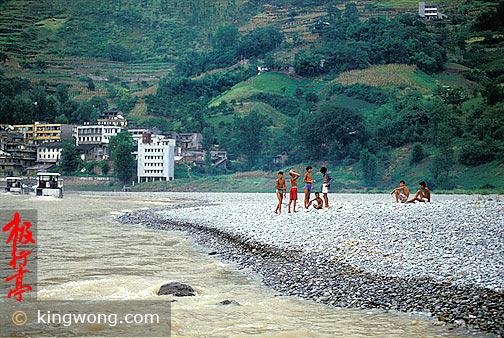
[390,180,431,203]
[275,166,333,214]
[275,166,431,214]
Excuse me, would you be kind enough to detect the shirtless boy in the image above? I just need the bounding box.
[407,181,431,203]
[303,166,315,210]
[275,171,287,214]
[288,169,301,213]
[320,166,334,208]
[390,180,409,203]
[307,192,324,210]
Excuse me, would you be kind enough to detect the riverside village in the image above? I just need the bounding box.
[0,0,503,336]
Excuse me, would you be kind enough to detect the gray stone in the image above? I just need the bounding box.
[158,282,196,297]
[217,299,240,306]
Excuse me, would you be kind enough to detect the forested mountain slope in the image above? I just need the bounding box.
[1,0,503,190]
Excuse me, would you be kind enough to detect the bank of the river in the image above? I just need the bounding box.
[59,159,504,194]
[1,192,475,337]
[64,180,504,195]
[118,193,504,336]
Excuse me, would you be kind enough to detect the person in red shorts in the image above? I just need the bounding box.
[288,169,301,213]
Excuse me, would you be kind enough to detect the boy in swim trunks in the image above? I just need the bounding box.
[407,181,431,203]
[288,169,301,213]
[303,166,315,210]
[390,180,409,203]
[275,171,287,214]
[307,192,324,210]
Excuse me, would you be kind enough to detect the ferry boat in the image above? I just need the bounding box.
[36,172,63,198]
[5,177,29,194]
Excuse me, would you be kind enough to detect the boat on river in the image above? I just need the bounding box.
[36,172,63,198]
[5,176,29,194]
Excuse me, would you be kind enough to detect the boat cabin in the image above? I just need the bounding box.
[36,172,63,198]
[5,177,25,193]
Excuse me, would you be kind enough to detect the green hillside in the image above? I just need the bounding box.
[209,72,303,106]
[1,0,503,192]
[0,0,253,59]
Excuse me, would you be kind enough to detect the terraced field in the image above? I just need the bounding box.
[0,0,54,55]
[329,64,437,93]
[2,56,174,103]
[239,4,327,46]
[40,58,175,82]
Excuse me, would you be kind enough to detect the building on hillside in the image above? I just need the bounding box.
[99,110,124,120]
[273,151,289,167]
[192,149,229,170]
[97,110,128,127]
[128,127,163,143]
[129,129,201,156]
[257,66,270,74]
[75,124,124,160]
[36,141,63,165]
[0,130,36,176]
[211,149,227,161]
[75,125,124,148]
[212,157,229,170]
[163,130,179,140]
[128,128,149,142]
[128,128,187,162]
[178,133,202,150]
[13,122,73,145]
[76,125,103,145]
[418,2,447,19]
[77,144,108,162]
[137,135,175,183]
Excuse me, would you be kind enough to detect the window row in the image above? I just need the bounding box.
[144,170,164,174]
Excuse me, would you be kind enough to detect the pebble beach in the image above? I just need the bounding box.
[118,193,504,335]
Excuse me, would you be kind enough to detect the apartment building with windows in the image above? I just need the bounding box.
[13,122,73,145]
[137,136,175,183]
[37,141,63,164]
[76,125,124,145]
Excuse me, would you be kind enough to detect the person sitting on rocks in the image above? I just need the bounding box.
[307,192,324,210]
[390,180,409,203]
[407,181,431,203]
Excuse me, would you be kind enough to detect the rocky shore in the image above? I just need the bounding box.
[117,193,504,336]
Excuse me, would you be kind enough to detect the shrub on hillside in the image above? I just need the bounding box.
[410,143,426,165]
[459,140,496,165]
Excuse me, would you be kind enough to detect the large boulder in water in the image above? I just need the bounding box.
[158,282,196,297]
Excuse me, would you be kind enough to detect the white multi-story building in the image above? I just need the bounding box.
[137,136,175,183]
[37,141,63,164]
[75,125,124,146]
